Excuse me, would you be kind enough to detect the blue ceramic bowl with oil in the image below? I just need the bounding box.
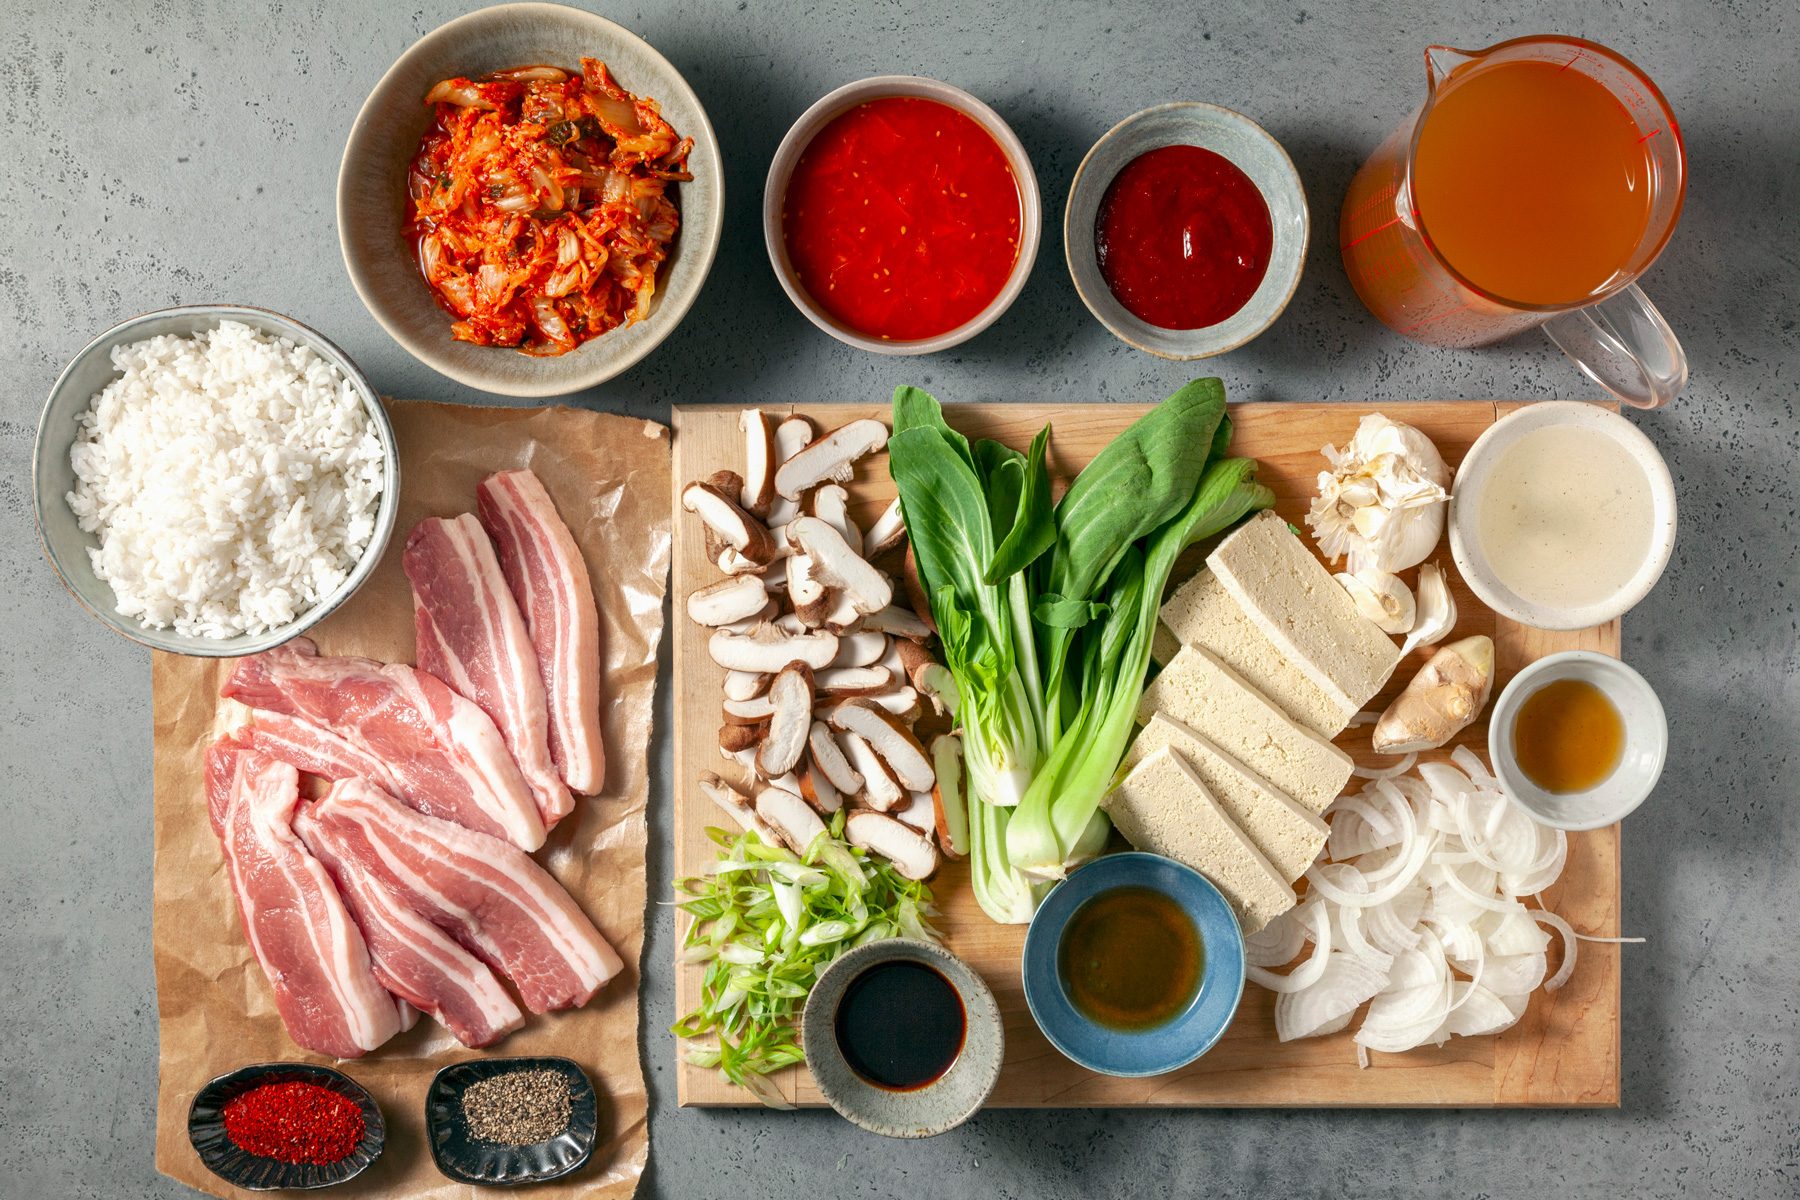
[1021,851,1245,1077]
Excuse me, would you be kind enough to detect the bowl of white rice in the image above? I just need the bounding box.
[33,306,399,656]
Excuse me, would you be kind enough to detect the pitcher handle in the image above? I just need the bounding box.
[1540,284,1687,410]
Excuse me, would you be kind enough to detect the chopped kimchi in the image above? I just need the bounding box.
[405,59,693,356]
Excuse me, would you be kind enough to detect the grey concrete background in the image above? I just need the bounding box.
[2,0,1795,1196]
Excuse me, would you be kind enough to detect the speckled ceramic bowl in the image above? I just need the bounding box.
[801,938,1003,1137]
[1022,852,1246,1077]
[188,1062,385,1191]
[338,2,722,397]
[1489,650,1667,832]
[1448,401,1677,630]
[763,75,1042,355]
[32,304,400,658]
[1065,103,1308,359]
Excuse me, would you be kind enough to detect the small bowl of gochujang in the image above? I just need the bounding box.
[800,938,1004,1137]
[766,75,1041,354]
[1065,102,1308,359]
[188,1062,384,1191]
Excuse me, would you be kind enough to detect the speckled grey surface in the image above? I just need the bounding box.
[2,1,1795,1197]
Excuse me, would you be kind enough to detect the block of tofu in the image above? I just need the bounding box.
[1125,713,1329,882]
[1158,569,1354,737]
[1137,644,1354,815]
[1103,747,1296,933]
[1204,510,1401,715]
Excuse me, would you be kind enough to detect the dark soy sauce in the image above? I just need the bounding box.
[1058,885,1203,1030]
[833,960,966,1091]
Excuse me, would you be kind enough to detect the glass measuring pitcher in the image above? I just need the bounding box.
[1341,36,1687,408]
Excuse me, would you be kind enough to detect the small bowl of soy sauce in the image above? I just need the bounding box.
[800,939,1003,1138]
[1021,851,1246,1077]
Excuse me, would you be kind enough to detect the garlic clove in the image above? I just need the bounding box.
[1306,414,1451,574]
[1335,569,1416,634]
[1401,562,1457,656]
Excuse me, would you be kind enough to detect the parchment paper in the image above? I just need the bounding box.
[152,400,670,1199]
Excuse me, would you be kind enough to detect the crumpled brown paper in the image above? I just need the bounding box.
[152,400,670,1199]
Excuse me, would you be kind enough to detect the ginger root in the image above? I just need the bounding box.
[1372,635,1495,754]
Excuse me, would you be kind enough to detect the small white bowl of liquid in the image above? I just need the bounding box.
[1449,401,1676,630]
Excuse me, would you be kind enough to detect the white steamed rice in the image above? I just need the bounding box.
[66,320,385,639]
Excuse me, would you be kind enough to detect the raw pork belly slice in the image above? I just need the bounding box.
[205,735,406,1059]
[406,515,574,830]
[303,824,525,1048]
[223,638,545,851]
[478,469,605,795]
[297,778,622,1013]
[238,710,406,798]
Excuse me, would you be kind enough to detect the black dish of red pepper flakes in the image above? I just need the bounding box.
[188,1063,385,1191]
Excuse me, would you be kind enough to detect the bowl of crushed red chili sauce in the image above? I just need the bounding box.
[187,1063,384,1191]
[425,1056,598,1185]
[338,4,723,397]
[1064,102,1308,360]
[764,75,1042,355]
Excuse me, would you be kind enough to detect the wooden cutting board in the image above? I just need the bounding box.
[670,401,1621,1108]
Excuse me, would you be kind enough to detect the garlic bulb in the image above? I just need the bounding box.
[1402,562,1457,656]
[1334,569,1416,634]
[1307,414,1451,573]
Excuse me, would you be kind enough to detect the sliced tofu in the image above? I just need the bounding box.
[1125,713,1328,882]
[1158,570,1355,737]
[1137,644,1354,815]
[1103,747,1296,933]
[1204,511,1400,716]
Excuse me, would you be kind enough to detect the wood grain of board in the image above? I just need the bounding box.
[670,401,1621,1108]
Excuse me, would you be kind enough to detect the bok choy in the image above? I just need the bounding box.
[888,380,1274,922]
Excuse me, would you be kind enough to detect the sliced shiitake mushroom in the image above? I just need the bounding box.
[813,664,893,696]
[861,603,932,642]
[828,700,934,791]
[718,723,764,753]
[913,663,960,717]
[683,480,778,565]
[707,624,838,672]
[838,729,903,811]
[807,720,863,796]
[739,409,776,517]
[699,771,780,843]
[862,498,906,561]
[687,575,770,626]
[797,762,842,815]
[722,694,777,724]
[809,484,861,549]
[859,687,922,722]
[755,666,813,777]
[829,629,889,668]
[929,734,968,859]
[789,517,891,615]
[773,419,889,500]
[716,547,766,576]
[892,789,936,835]
[893,637,933,683]
[722,670,770,702]
[753,786,827,855]
[845,811,939,881]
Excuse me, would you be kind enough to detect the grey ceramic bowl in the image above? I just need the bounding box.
[763,75,1042,356]
[1065,102,1308,359]
[338,2,722,397]
[33,305,400,658]
[800,938,1003,1137]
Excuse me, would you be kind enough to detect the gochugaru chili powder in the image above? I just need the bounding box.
[222,1081,365,1165]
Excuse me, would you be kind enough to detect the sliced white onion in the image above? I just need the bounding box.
[1530,908,1581,992]
[1244,908,1308,968]
[1349,710,1381,727]
[1274,951,1389,1042]
[1352,752,1418,781]
[1247,901,1332,993]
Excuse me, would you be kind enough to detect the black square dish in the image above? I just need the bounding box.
[426,1056,597,1186]
[188,1062,385,1191]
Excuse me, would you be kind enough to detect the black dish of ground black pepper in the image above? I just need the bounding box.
[426,1057,598,1186]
